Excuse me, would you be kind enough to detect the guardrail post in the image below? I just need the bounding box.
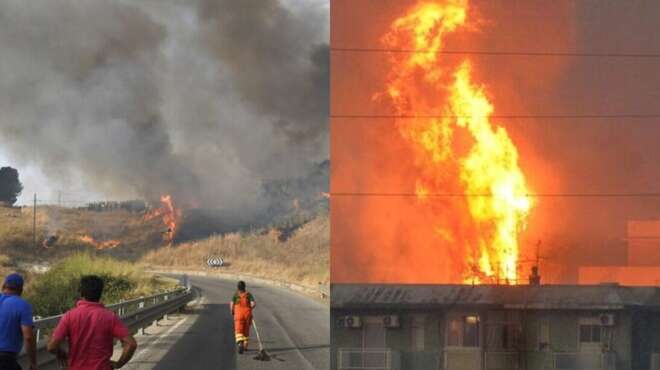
[18,288,195,368]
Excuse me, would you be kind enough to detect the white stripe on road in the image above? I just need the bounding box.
[129,296,206,366]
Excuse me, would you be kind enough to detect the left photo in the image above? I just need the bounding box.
[0,1,329,369]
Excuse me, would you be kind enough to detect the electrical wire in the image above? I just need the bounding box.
[331,47,660,59]
[331,114,660,120]
[329,192,660,198]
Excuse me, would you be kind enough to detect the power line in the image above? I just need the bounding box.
[330,192,660,198]
[331,47,660,59]
[331,114,660,120]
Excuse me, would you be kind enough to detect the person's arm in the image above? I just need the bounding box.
[22,325,37,370]
[109,335,137,369]
[230,293,237,314]
[249,293,256,309]
[20,303,37,370]
[109,314,136,369]
[47,314,69,367]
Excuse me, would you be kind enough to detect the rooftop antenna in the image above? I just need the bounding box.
[529,240,542,286]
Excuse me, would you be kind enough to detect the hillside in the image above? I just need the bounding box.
[0,205,165,263]
[141,213,330,286]
[0,204,329,288]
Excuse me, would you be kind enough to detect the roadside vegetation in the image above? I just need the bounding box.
[142,213,330,287]
[24,254,176,317]
[0,202,329,300]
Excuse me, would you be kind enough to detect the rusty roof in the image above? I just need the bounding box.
[331,284,660,310]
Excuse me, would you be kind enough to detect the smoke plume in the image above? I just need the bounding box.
[0,0,329,217]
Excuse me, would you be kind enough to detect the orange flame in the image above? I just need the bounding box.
[382,0,533,284]
[79,235,121,250]
[144,194,181,243]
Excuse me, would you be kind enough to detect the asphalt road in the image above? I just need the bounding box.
[123,275,329,370]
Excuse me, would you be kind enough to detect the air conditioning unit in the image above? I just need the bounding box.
[340,315,362,328]
[383,315,400,328]
[599,313,615,326]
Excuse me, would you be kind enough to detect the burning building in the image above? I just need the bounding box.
[331,283,660,370]
[330,0,660,367]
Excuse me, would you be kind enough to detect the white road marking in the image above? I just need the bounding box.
[129,296,206,365]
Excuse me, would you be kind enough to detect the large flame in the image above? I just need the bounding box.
[382,0,533,284]
[144,194,181,243]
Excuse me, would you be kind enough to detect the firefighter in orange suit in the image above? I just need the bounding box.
[230,280,255,354]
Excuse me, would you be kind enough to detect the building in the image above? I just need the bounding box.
[331,284,660,370]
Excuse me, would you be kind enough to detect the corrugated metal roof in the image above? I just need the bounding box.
[331,284,660,310]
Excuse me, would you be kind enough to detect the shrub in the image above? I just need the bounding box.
[25,253,171,317]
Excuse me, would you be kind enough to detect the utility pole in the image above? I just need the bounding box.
[33,193,37,248]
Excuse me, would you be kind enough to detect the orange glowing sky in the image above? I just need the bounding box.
[331,0,577,284]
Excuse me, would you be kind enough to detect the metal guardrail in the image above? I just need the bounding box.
[18,287,194,368]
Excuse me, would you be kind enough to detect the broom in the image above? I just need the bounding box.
[251,319,271,361]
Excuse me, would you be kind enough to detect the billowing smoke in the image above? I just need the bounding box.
[0,0,328,218]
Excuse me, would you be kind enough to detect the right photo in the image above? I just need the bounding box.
[330,1,660,369]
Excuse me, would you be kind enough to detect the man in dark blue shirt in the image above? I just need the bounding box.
[0,273,37,370]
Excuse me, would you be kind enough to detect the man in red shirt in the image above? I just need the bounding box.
[47,275,137,369]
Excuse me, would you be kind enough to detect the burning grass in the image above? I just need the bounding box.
[0,205,166,261]
[141,213,330,287]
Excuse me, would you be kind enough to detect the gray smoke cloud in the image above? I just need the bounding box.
[0,0,328,216]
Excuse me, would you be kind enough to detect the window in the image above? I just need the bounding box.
[537,321,550,351]
[486,323,521,350]
[362,319,387,368]
[579,324,602,343]
[447,315,480,348]
[363,321,386,349]
[411,315,425,351]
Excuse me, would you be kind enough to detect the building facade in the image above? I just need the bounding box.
[331,284,660,370]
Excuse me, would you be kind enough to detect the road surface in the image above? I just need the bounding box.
[122,275,329,370]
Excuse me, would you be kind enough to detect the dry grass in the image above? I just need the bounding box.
[142,213,329,287]
[0,205,329,290]
[0,205,163,262]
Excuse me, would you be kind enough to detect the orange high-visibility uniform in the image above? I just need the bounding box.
[232,291,254,347]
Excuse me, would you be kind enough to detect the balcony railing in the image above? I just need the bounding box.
[554,352,616,370]
[338,348,401,370]
[485,351,520,370]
